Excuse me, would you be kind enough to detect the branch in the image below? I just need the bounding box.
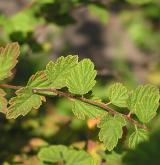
[0,84,22,90]
[32,88,148,131]
[0,84,148,130]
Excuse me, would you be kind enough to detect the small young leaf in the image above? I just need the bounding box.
[67,59,97,95]
[38,145,96,165]
[128,129,148,149]
[107,83,129,107]
[7,71,48,119]
[46,55,78,89]
[98,115,126,151]
[72,100,106,120]
[0,89,7,113]
[127,84,159,123]
[7,87,45,119]
[0,42,20,80]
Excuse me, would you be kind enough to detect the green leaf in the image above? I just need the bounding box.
[107,83,129,107]
[0,42,20,81]
[28,71,55,96]
[6,87,45,119]
[128,129,148,149]
[38,145,96,165]
[7,71,48,119]
[38,145,68,163]
[67,59,97,95]
[0,89,7,113]
[127,84,159,123]
[27,71,50,88]
[46,55,78,89]
[88,4,109,24]
[98,115,126,151]
[72,100,106,120]
[115,115,127,126]
[128,85,159,111]
[64,149,95,165]
[135,96,159,123]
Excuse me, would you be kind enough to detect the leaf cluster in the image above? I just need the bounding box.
[0,43,159,154]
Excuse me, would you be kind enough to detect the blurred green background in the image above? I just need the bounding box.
[0,0,160,164]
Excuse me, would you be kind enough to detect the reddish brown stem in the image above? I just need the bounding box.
[32,88,148,131]
[0,84,148,130]
[0,84,22,90]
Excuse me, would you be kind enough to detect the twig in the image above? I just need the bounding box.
[32,88,148,131]
[0,84,148,130]
[0,84,22,90]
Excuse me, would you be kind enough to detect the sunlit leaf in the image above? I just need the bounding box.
[127,85,159,111]
[107,83,129,107]
[135,96,159,123]
[67,59,97,95]
[127,84,159,123]
[46,55,78,89]
[27,71,50,88]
